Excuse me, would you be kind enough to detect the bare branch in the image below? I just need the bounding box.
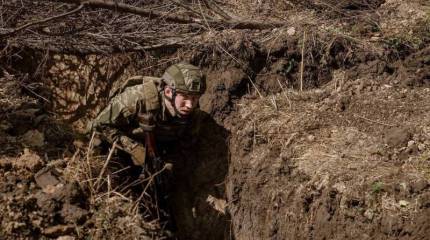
[202,0,232,20]
[0,4,85,38]
[52,0,286,30]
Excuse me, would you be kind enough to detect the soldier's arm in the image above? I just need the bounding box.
[88,86,147,165]
[90,85,145,131]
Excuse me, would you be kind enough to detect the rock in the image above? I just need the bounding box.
[399,200,409,207]
[21,129,45,147]
[384,127,411,147]
[35,169,61,189]
[287,27,296,36]
[43,225,74,237]
[14,148,43,171]
[60,203,88,223]
[307,135,316,142]
[363,209,374,220]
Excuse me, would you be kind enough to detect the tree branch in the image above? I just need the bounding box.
[53,0,286,30]
[0,4,85,38]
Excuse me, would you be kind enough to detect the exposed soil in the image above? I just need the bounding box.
[227,71,430,240]
[1,0,429,239]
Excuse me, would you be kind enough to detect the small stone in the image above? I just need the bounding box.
[399,200,409,207]
[287,27,296,36]
[364,209,374,220]
[307,135,316,142]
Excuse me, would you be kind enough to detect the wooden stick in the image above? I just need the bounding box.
[52,0,286,30]
[0,4,84,38]
[300,31,306,91]
[94,141,117,191]
[354,114,395,127]
[276,78,292,108]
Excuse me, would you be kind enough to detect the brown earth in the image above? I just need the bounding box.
[1,0,429,239]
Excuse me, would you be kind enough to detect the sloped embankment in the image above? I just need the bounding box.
[226,53,430,239]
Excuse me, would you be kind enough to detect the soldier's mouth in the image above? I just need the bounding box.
[180,110,191,115]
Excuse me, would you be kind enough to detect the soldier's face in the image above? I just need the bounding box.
[174,92,200,115]
[164,87,200,116]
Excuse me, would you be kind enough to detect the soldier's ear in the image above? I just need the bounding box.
[164,86,173,98]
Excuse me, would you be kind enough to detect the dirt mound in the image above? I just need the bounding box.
[226,70,430,239]
[1,0,429,239]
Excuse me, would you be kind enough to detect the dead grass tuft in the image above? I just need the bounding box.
[62,136,168,239]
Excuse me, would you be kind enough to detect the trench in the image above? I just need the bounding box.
[3,26,429,239]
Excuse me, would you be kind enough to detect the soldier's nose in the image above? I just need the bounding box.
[185,100,193,108]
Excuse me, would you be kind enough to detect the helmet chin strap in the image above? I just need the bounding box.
[165,88,187,118]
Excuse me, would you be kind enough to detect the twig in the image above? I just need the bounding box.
[285,132,298,147]
[270,96,278,111]
[171,0,215,21]
[202,0,232,20]
[52,0,286,30]
[131,163,171,214]
[276,78,292,108]
[300,30,306,91]
[247,76,263,99]
[94,141,117,191]
[354,114,396,127]
[0,4,85,38]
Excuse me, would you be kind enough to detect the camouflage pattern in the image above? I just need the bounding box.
[88,76,203,165]
[162,62,205,95]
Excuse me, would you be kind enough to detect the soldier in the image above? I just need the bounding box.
[87,62,206,230]
[88,62,205,167]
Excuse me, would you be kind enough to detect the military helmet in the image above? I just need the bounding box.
[162,62,205,95]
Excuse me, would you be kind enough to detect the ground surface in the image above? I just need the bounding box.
[0,0,429,239]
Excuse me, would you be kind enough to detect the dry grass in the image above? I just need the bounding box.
[62,135,168,239]
[0,73,35,114]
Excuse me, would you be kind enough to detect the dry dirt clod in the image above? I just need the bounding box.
[35,169,61,189]
[14,148,43,171]
[43,224,75,237]
[20,129,45,147]
[384,127,412,148]
[60,203,89,224]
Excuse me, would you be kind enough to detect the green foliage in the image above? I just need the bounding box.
[371,181,383,194]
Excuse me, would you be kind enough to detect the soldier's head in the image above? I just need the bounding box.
[162,62,205,117]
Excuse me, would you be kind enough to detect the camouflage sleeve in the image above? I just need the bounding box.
[89,85,146,134]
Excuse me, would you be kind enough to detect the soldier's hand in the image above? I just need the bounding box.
[131,127,146,139]
[130,144,146,166]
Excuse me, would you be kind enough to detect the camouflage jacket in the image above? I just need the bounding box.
[88,76,203,153]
